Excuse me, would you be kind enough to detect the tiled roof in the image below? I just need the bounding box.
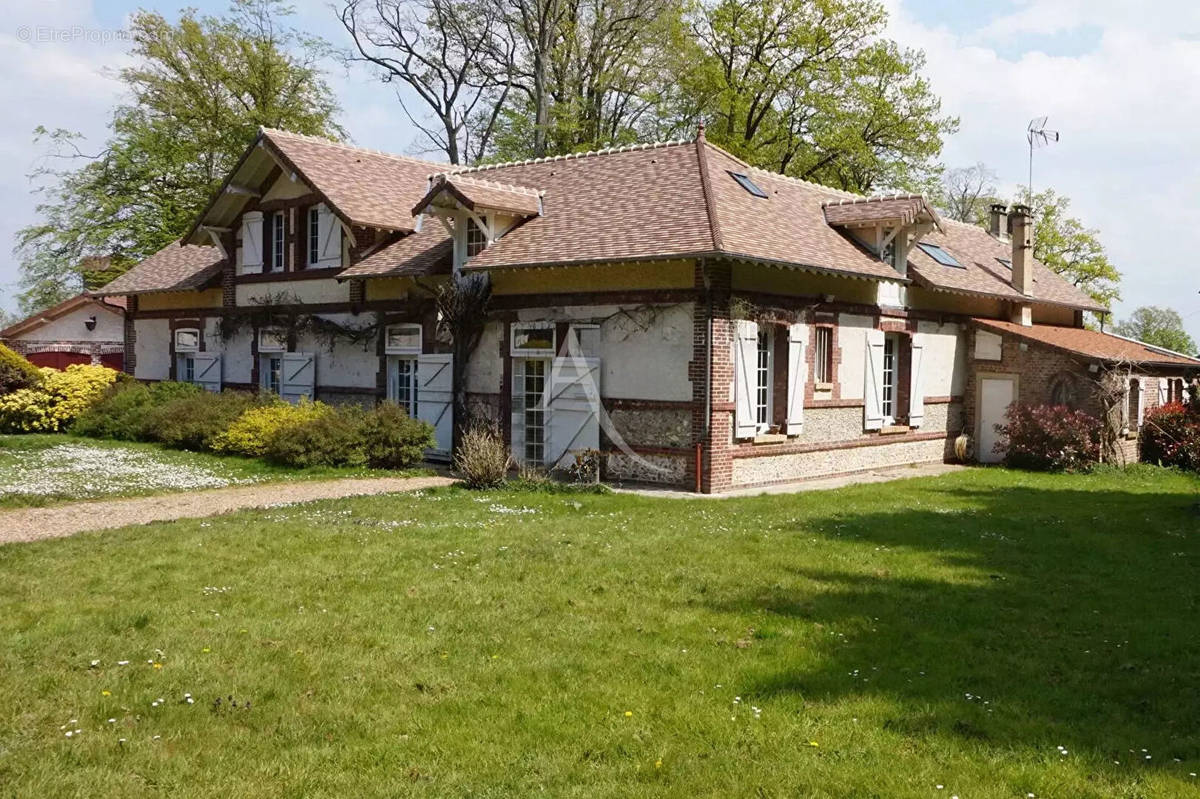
[92,242,224,296]
[263,129,440,232]
[339,228,453,279]
[908,220,1105,311]
[823,194,942,229]
[413,174,542,217]
[974,318,1200,366]
[447,141,717,269]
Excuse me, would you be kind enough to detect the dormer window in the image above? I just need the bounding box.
[466,217,488,257]
[308,206,320,267]
[269,212,285,271]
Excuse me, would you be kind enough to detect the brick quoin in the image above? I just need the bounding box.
[690,259,734,493]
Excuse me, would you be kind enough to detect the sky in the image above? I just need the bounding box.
[2,0,1199,344]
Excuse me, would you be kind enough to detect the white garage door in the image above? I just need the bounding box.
[978,376,1015,464]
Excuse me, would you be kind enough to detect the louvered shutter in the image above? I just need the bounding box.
[864,328,885,431]
[240,211,263,274]
[786,323,807,435]
[908,336,926,428]
[191,353,222,394]
[281,352,315,403]
[416,353,453,459]
[546,357,601,468]
[734,320,758,439]
[314,204,342,269]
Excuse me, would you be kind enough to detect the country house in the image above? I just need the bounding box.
[94,127,1199,491]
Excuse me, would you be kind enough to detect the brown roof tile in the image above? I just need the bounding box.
[263,129,441,232]
[339,228,452,279]
[909,220,1105,311]
[413,174,542,217]
[92,241,224,296]
[974,318,1200,366]
[823,194,942,229]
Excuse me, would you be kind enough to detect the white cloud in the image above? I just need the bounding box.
[886,0,1200,345]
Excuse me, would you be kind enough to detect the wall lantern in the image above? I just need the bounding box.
[84,316,97,332]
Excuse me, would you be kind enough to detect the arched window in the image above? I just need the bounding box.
[1048,373,1078,408]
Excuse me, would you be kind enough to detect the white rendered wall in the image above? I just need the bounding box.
[236,279,350,306]
[466,320,504,394]
[13,304,124,344]
[134,319,171,380]
[916,320,966,397]
[837,313,874,400]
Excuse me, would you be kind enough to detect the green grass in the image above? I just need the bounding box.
[1,467,1199,797]
[0,434,426,508]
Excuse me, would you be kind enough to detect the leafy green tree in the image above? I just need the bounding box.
[1114,306,1197,355]
[935,162,1000,224]
[1019,188,1121,311]
[14,0,343,314]
[677,0,956,192]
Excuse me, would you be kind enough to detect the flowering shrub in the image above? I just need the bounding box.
[211,399,331,457]
[357,402,435,469]
[0,344,42,394]
[74,380,202,440]
[0,364,120,433]
[141,390,266,451]
[262,406,368,468]
[1140,401,1200,471]
[996,404,1101,472]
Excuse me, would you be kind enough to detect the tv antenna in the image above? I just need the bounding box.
[1026,116,1059,201]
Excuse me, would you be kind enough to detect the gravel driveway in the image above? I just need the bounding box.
[0,475,454,544]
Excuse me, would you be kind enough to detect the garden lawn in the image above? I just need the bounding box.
[0,435,418,508]
[1,467,1198,797]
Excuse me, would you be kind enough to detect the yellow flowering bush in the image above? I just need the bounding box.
[0,364,120,433]
[210,399,331,457]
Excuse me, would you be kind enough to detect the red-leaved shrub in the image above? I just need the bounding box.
[1140,401,1200,470]
[995,404,1100,472]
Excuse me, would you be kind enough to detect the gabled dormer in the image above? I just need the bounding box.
[411,174,543,273]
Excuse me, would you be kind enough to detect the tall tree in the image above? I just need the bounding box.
[1020,188,1121,311]
[14,0,342,315]
[1114,306,1197,355]
[677,0,956,192]
[936,162,999,223]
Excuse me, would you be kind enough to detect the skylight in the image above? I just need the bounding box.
[916,242,962,268]
[996,257,1012,269]
[729,171,768,198]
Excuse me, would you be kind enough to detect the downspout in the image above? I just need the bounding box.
[698,257,713,493]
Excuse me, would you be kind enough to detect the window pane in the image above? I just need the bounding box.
[523,359,546,464]
[881,335,896,419]
[756,328,771,427]
[815,327,832,383]
[513,326,555,353]
[386,325,421,353]
[175,329,199,351]
[466,218,488,257]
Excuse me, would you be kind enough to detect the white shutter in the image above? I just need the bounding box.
[908,336,926,428]
[315,204,343,269]
[281,352,315,403]
[192,353,222,394]
[786,323,807,435]
[864,328,885,431]
[1159,377,1169,405]
[240,211,263,274]
[734,320,758,439]
[511,359,527,463]
[546,357,601,469]
[1137,380,1146,426]
[417,353,453,459]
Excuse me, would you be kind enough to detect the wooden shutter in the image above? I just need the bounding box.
[734,319,758,439]
[240,211,263,274]
[1137,380,1146,426]
[908,336,926,428]
[314,204,342,269]
[864,328,885,431]
[786,323,807,436]
[416,353,453,459]
[1159,377,1169,405]
[281,352,315,404]
[192,353,222,394]
[546,357,601,469]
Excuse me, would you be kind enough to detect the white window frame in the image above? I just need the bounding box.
[384,323,422,355]
[387,356,419,416]
[174,328,200,353]
[881,333,899,424]
[261,354,283,396]
[307,205,320,267]
[466,216,488,257]
[258,327,286,353]
[270,211,285,272]
[510,322,557,357]
[181,355,196,383]
[755,327,773,430]
[519,357,548,465]
[814,326,833,384]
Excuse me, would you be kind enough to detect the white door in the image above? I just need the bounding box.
[978,377,1015,464]
[546,356,601,469]
[416,353,453,459]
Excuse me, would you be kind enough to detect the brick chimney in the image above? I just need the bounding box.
[989,204,1008,239]
[1008,204,1034,297]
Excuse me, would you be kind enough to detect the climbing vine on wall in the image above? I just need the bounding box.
[215,291,426,352]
